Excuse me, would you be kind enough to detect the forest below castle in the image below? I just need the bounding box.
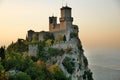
[0,33,75,80]
[0,34,71,80]
[0,32,92,80]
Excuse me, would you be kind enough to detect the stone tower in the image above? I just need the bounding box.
[49,16,57,32]
[60,6,73,30]
[60,6,73,41]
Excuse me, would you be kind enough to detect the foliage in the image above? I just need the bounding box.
[9,72,31,80]
[83,56,88,68]
[43,33,54,41]
[7,39,28,53]
[48,65,70,80]
[0,42,71,80]
[70,32,78,38]
[37,42,47,62]
[0,63,9,80]
[62,57,75,74]
[45,39,52,47]
[30,56,38,62]
[0,46,5,60]
[77,44,83,51]
[83,70,93,80]
[16,55,34,72]
[63,35,66,42]
[4,51,22,71]
[48,48,61,57]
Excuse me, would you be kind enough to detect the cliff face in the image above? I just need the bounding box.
[51,38,93,80]
[28,38,93,80]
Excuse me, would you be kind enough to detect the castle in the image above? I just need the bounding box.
[27,5,78,42]
[27,6,93,80]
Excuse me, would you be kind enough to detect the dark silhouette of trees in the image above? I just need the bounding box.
[0,46,5,60]
[63,35,66,42]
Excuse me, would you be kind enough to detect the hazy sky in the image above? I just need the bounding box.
[0,0,120,50]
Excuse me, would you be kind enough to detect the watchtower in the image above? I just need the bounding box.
[59,6,73,30]
[49,16,57,32]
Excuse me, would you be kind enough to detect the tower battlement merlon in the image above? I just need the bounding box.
[60,6,73,22]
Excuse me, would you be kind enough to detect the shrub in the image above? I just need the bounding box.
[48,48,60,57]
[9,72,31,80]
[70,32,78,38]
[62,57,75,74]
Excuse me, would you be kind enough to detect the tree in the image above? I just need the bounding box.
[9,72,31,80]
[4,51,22,71]
[51,40,54,45]
[37,43,47,61]
[48,48,60,57]
[0,63,9,80]
[62,57,75,74]
[16,55,34,72]
[43,33,54,41]
[0,47,5,60]
[7,39,28,54]
[63,35,66,42]
[45,39,52,47]
[83,56,88,68]
[70,32,78,38]
[49,65,69,80]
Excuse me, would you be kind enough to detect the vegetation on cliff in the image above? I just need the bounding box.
[0,40,70,80]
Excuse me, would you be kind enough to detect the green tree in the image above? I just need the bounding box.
[62,57,75,74]
[70,32,78,38]
[16,55,34,72]
[0,63,9,80]
[49,65,70,80]
[37,43,47,61]
[7,39,28,54]
[4,51,22,71]
[9,72,31,80]
[48,48,60,57]
[45,39,52,47]
[63,35,66,42]
[83,56,88,68]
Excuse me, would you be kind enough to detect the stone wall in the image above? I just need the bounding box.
[52,38,79,50]
[28,44,38,56]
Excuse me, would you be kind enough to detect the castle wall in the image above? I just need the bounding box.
[51,39,78,50]
[49,24,61,32]
[28,44,38,56]
[52,30,66,40]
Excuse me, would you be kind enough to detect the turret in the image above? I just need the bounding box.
[49,16,57,32]
[60,6,73,23]
[59,6,73,41]
[28,30,34,41]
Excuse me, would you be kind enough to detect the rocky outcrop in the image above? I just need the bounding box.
[28,38,93,80]
[54,38,93,80]
[27,5,93,80]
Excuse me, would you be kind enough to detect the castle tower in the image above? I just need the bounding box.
[60,6,73,29]
[60,6,73,41]
[49,16,57,32]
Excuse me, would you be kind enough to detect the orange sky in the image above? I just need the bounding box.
[0,0,120,50]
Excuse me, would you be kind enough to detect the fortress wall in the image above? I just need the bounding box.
[28,44,38,56]
[52,30,66,39]
[52,39,78,50]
